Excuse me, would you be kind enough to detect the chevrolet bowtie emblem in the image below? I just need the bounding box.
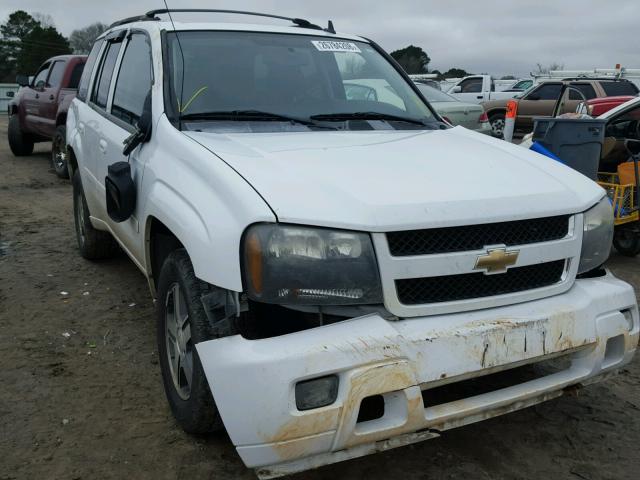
[474,247,519,274]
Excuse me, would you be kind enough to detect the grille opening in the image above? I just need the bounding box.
[357,395,385,423]
[387,215,570,257]
[396,260,566,305]
[422,356,572,409]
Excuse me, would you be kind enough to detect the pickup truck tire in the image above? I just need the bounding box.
[8,115,34,156]
[52,126,69,179]
[613,228,640,257]
[489,113,506,139]
[72,170,119,259]
[156,249,232,434]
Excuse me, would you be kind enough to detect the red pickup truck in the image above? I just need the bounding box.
[7,54,86,178]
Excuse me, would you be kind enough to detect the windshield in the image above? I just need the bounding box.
[166,31,438,132]
[416,84,458,103]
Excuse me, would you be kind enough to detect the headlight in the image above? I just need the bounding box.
[579,196,613,274]
[242,224,383,305]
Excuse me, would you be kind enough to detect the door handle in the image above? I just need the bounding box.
[49,94,55,101]
[477,95,483,99]
[98,139,107,154]
[35,93,39,99]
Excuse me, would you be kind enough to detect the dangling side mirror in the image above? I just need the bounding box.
[105,162,136,223]
[122,92,152,156]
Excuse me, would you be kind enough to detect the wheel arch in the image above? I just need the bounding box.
[145,215,186,294]
[66,146,79,179]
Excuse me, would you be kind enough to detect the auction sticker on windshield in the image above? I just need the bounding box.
[312,40,361,53]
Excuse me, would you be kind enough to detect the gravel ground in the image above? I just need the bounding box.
[1,116,639,480]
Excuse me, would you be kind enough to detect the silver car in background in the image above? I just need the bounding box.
[416,83,492,134]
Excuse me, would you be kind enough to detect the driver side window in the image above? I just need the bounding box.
[460,78,482,93]
[32,63,50,89]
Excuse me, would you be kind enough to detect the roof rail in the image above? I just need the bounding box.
[109,15,159,28]
[110,9,335,33]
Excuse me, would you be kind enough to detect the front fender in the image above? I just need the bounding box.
[140,116,276,292]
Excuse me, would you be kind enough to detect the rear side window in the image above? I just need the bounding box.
[111,34,153,125]
[47,61,66,88]
[601,81,639,96]
[459,78,482,93]
[68,62,85,89]
[78,41,103,101]
[91,41,122,109]
[568,83,597,100]
[528,83,562,100]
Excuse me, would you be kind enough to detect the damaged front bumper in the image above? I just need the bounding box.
[196,272,638,478]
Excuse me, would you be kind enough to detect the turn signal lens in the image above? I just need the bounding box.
[245,231,263,295]
[478,111,489,122]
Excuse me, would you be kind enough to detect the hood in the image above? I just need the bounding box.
[184,126,603,231]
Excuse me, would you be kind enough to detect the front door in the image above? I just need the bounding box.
[21,62,50,135]
[515,82,563,131]
[454,77,486,103]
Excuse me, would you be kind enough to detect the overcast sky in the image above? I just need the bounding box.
[1,0,638,77]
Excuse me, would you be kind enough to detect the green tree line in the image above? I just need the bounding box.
[0,10,106,82]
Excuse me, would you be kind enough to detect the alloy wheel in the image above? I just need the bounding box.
[164,283,193,400]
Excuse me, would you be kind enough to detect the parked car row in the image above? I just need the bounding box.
[482,77,639,138]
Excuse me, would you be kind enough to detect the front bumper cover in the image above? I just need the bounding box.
[196,272,638,478]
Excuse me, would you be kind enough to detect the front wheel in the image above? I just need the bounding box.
[613,228,640,257]
[489,113,506,139]
[52,125,69,179]
[156,249,236,434]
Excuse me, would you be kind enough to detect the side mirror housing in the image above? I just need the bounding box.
[451,86,462,93]
[122,92,152,156]
[16,74,29,87]
[105,162,136,222]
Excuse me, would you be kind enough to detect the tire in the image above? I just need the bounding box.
[489,113,506,139]
[613,228,640,257]
[52,125,69,179]
[72,169,119,260]
[7,114,34,156]
[156,249,236,434]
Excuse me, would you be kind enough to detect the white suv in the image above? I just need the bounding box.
[67,9,638,478]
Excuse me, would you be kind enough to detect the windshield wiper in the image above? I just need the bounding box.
[180,110,333,128]
[309,112,432,126]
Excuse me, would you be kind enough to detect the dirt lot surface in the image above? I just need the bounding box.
[1,116,640,480]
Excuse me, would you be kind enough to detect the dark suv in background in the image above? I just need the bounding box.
[7,54,86,178]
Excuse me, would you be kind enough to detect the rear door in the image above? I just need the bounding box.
[94,30,154,260]
[515,82,562,131]
[82,32,125,216]
[39,59,67,136]
[557,82,597,114]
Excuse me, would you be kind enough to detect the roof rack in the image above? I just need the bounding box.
[110,9,336,33]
